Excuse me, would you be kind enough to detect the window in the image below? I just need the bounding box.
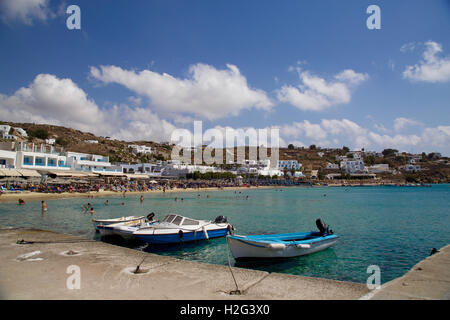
[163,214,176,223]
[172,216,183,226]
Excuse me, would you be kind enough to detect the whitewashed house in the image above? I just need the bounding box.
[366,164,391,174]
[340,160,365,173]
[0,150,16,168]
[15,143,70,171]
[128,144,152,155]
[277,160,301,170]
[401,164,421,173]
[14,127,28,137]
[326,162,339,169]
[65,151,118,173]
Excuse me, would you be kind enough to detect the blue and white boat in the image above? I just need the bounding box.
[227,219,338,260]
[133,214,232,244]
[95,213,156,239]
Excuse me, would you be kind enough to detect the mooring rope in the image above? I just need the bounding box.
[226,236,241,295]
[16,238,96,244]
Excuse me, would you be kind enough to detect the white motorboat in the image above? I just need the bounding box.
[92,215,146,230]
[98,220,157,240]
[133,214,232,244]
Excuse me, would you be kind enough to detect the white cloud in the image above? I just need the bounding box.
[403,41,450,83]
[279,118,450,154]
[393,117,422,132]
[0,74,176,142]
[400,42,417,53]
[276,68,368,111]
[281,120,329,146]
[90,63,273,120]
[0,0,54,25]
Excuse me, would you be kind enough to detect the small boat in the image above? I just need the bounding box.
[98,220,157,240]
[133,214,232,244]
[227,219,338,260]
[93,215,148,230]
[95,213,156,238]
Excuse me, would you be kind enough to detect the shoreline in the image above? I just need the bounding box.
[0,185,282,203]
[0,182,445,203]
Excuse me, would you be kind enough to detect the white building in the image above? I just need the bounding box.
[335,155,348,162]
[366,164,391,174]
[128,144,152,155]
[85,140,98,144]
[326,162,339,169]
[277,160,301,170]
[347,151,363,160]
[0,150,16,168]
[15,143,70,171]
[66,151,118,173]
[14,127,28,137]
[118,163,161,176]
[45,138,56,145]
[340,160,365,173]
[162,163,220,177]
[401,164,421,173]
[0,125,11,135]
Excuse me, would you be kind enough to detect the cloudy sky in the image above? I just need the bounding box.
[0,0,449,154]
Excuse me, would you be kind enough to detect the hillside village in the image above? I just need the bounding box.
[1,121,449,185]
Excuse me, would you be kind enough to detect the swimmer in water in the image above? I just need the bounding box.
[140,195,144,203]
[89,207,95,214]
[41,200,47,211]
[18,199,25,205]
[104,200,109,205]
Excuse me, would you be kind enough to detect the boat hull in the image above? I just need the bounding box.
[93,216,145,230]
[135,226,230,244]
[227,233,338,260]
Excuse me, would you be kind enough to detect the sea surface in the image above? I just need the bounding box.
[1,184,449,284]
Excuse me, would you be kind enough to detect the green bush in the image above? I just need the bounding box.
[29,128,49,140]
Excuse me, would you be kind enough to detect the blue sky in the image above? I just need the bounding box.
[0,0,449,154]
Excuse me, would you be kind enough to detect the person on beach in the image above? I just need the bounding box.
[41,201,47,211]
[123,191,126,198]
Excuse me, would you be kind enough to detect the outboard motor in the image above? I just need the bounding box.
[214,215,228,223]
[316,218,333,235]
[147,212,155,221]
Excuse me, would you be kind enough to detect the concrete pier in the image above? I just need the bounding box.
[0,227,368,300]
[365,244,450,300]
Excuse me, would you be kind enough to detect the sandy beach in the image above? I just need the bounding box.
[0,185,281,203]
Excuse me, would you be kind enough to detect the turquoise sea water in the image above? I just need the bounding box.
[1,185,449,284]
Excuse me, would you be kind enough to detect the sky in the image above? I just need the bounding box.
[0,0,449,155]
